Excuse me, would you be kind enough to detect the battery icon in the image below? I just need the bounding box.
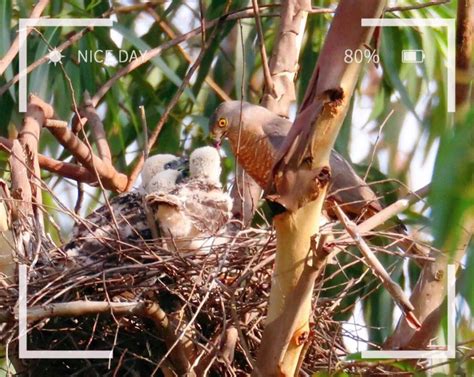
[402,49,425,63]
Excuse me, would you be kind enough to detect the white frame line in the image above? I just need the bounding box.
[18,16,114,359]
[15,15,457,362]
[18,18,113,112]
[361,18,456,112]
[361,264,456,359]
[18,264,113,359]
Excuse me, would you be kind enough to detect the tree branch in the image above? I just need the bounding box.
[44,117,128,192]
[256,1,386,374]
[455,0,473,110]
[261,0,311,115]
[80,92,112,165]
[0,136,97,184]
[9,140,33,222]
[18,95,54,222]
[0,0,50,76]
[2,300,194,375]
[231,0,311,227]
[333,203,421,329]
[252,0,274,95]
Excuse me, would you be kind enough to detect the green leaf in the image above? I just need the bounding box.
[29,27,60,99]
[380,27,422,124]
[112,23,196,103]
[430,109,474,251]
[365,85,387,126]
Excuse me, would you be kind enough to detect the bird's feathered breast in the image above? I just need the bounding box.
[227,108,292,188]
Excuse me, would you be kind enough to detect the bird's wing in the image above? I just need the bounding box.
[261,116,292,153]
[226,105,384,220]
[146,192,181,208]
[327,151,383,218]
[232,115,292,189]
[65,191,152,257]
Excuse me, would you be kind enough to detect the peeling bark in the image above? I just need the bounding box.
[261,0,311,116]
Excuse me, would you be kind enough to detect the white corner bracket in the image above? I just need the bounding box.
[18,264,113,359]
[361,264,456,360]
[18,18,113,112]
[361,18,456,113]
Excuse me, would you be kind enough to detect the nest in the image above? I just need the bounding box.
[0,95,444,376]
[1,208,380,376]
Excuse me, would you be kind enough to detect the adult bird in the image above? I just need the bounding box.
[146,146,232,253]
[209,101,429,260]
[65,154,186,264]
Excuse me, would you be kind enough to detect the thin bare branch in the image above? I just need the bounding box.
[333,203,421,329]
[147,8,231,101]
[125,16,225,191]
[252,0,274,95]
[0,136,97,183]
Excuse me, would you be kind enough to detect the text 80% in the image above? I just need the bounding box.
[344,49,380,64]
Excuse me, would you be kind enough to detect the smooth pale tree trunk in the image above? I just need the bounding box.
[254,1,387,375]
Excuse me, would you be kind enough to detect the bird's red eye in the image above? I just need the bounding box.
[218,118,227,128]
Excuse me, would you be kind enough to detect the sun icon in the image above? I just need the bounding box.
[47,47,64,66]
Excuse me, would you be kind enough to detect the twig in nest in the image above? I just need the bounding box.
[333,203,422,331]
[330,184,431,263]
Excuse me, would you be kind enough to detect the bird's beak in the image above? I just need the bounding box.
[176,156,189,175]
[164,156,189,176]
[208,133,222,149]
